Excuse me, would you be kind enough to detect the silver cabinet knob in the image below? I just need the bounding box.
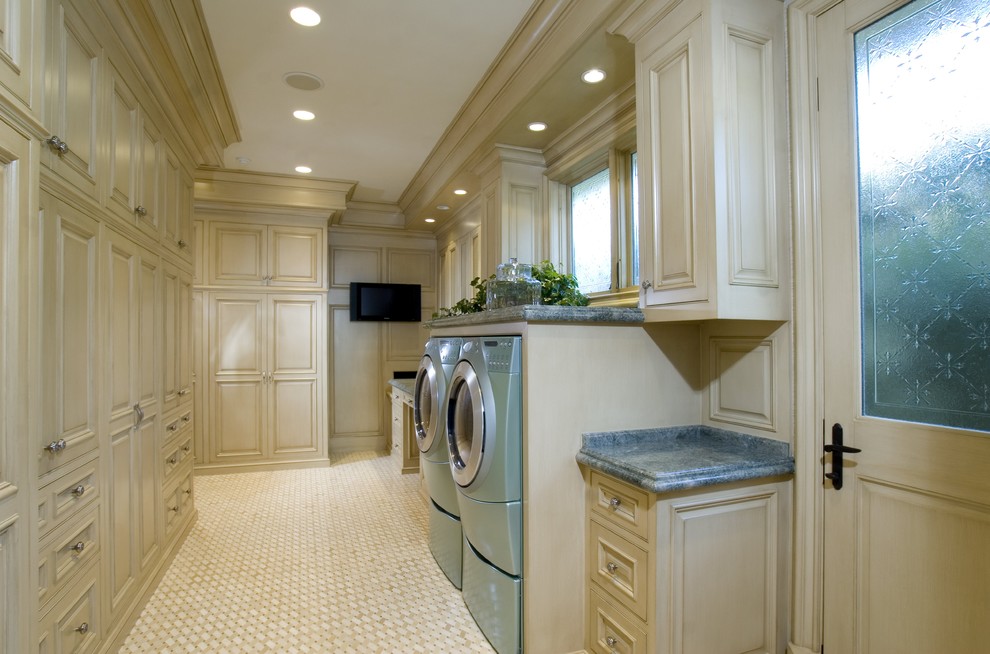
[182,414,191,423]
[168,422,179,432]
[177,239,187,248]
[606,562,618,574]
[133,403,144,423]
[69,541,85,553]
[177,389,189,396]
[168,504,178,513]
[168,455,178,465]
[135,205,148,217]
[641,279,653,290]
[605,634,618,650]
[44,439,67,453]
[183,445,191,453]
[45,135,69,155]
[71,485,86,498]
[608,496,622,509]
[75,622,89,634]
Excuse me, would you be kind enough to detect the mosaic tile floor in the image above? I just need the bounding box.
[119,452,495,653]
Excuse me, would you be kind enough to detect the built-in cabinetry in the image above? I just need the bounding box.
[585,470,790,654]
[387,383,418,474]
[611,0,789,320]
[194,203,330,472]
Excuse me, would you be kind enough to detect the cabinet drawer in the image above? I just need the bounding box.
[588,588,648,654]
[163,436,194,486]
[37,507,101,611]
[589,519,649,621]
[590,472,650,541]
[164,471,194,541]
[162,407,193,447]
[37,560,101,654]
[37,461,100,537]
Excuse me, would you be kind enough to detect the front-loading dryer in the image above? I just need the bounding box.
[445,336,523,654]
[413,337,463,588]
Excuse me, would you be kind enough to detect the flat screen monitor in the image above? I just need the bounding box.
[349,282,422,322]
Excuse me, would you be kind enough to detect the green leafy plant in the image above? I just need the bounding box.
[432,261,588,318]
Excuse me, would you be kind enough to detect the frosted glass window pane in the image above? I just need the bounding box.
[572,168,612,294]
[631,152,640,285]
[856,0,990,432]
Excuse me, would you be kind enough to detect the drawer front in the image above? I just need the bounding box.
[38,508,101,610]
[588,588,648,654]
[37,564,101,654]
[165,470,194,541]
[590,472,650,541]
[37,461,100,537]
[589,519,649,621]
[163,436,194,486]
[162,407,193,448]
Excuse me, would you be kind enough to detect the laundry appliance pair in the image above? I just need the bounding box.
[414,335,523,654]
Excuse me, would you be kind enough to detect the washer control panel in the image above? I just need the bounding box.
[481,337,521,374]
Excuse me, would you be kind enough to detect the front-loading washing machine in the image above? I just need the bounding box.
[413,337,463,588]
[445,336,523,654]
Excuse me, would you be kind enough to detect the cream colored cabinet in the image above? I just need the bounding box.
[106,64,163,239]
[616,0,789,320]
[162,146,193,263]
[389,387,417,474]
[162,261,193,413]
[102,227,161,621]
[206,291,326,468]
[585,471,789,654]
[43,0,103,202]
[208,221,325,288]
[0,0,42,115]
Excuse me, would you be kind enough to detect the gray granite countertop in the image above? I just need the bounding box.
[424,304,643,329]
[576,425,794,493]
[387,378,415,397]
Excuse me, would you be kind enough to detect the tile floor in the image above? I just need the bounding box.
[119,452,495,653]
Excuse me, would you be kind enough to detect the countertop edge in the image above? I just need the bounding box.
[424,305,644,329]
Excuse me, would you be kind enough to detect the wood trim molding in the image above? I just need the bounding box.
[194,168,355,218]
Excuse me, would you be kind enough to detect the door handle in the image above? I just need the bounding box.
[825,422,861,490]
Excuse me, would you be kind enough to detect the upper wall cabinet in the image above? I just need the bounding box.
[43,0,103,202]
[162,145,193,263]
[208,221,325,289]
[613,0,790,321]
[0,0,43,117]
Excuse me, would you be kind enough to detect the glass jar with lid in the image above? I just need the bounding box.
[486,258,542,310]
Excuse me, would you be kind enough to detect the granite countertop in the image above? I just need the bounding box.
[576,425,794,493]
[424,304,644,329]
[388,378,416,397]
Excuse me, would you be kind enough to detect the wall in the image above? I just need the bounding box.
[328,227,437,452]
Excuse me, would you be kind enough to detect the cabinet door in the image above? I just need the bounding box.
[637,15,711,308]
[162,145,193,262]
[106,64,139,224]
[136,113,163,240]
[177,270,193,402]
[0,0,41,113]
[209,222,266,285]
[162,262,179,412]
[268,225,324,287]
[210,293,266,461]
[269,295,323,457]
[45,0,102,201]
[38,194,100,481]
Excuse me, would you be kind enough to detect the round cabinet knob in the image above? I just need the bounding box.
[182,414,191,422]
[168,456,178,465]
[75,622,89,634]
[608,496,622,509]
[183,445,191,453]
[44,439,67,454]
[69,541,85,553]
[606,562,618,575]
[135,205,148,217]
[45,135,69,155]
[177,239,188,248]
[605,635,618,648]
[168,423,179,432]
[71,485,86,498]
[641,279,653,291]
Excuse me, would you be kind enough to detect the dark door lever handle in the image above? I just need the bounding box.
[825,423,859,490]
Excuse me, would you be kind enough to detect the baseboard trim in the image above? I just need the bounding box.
[329,435,386,453]
[789,642,820,654]
[194,458,331,475]
[99,509,199,653]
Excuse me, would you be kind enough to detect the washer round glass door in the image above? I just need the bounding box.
[413,354,440,453]
[446,361,488,488]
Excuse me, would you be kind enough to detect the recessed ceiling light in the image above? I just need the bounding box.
[528,121,547,132]
[293,110,315,121]
[436,205,450,211]
[290,6,321,26]
[424,218,436,223]
[295,166,312,174]
[453,189,467,196]
[581,68,607,84]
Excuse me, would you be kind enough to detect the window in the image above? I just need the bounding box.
[569,148,638,299]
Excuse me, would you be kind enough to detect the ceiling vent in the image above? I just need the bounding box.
[283,72,324,91]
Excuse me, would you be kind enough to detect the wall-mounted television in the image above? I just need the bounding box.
[349,282,422,322]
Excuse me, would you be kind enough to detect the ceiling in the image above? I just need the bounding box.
[199,0,634,226]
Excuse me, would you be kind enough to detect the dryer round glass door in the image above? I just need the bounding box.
[446,361,491,488]
[414,355,440,453]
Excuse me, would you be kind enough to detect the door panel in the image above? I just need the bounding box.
[818,0,990,650]
[271,297,317,374]
[271,380,318,454]
[214,382,264,458]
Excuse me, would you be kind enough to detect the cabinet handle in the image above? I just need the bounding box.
[75,622,89,634]
[608,496,622,509]
[605,635,618,649]
[178,388,189,396]
[133,403,144,424]
[45,135,69,155]
[69,541,86,554]
[182,414,191,423]
[177,239,188,248]
[606,561,618,575]
[183,444,191,453]
[44,439,67,454]
[168,504,178,513]
[135,205,148,217]
[71,485,86,498]
[168,423,179,432]
[640,279,653,291]
[168,455,178,465]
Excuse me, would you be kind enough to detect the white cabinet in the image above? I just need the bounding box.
[615,0,789,320]
[162,261,192,414]
[208,221,325,288]
[43,0,103,202]
[206,292,326,467]
[585,471,790,654]
[0,0,43,115]
[162,145,193,263]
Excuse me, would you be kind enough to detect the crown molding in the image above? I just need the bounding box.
[194,168,355,220]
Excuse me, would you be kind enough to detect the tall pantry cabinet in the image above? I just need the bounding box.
[0,0,232,651]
